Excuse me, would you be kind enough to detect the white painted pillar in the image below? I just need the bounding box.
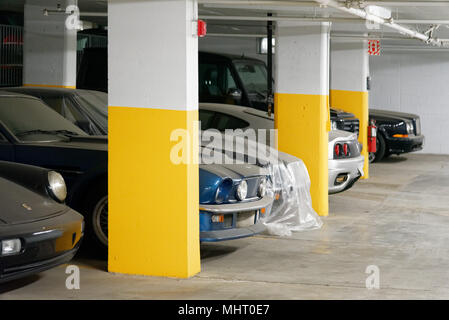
[331,39,370,178]
[275,22,330,216]
[23,0,77,88]
[108,0,200,278]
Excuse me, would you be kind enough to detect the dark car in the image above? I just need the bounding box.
[77,47,108,93]
[4,87,108,135]
[75,48,361,136]
[0,91,108,248]
[198,52,360,135]
[369,109,425,162]
[0,161,83,283]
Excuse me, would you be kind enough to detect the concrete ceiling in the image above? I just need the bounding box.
[2,0,449,49]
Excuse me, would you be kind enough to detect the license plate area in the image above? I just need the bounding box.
[236,210,257,228]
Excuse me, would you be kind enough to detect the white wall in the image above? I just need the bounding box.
[370,52,449,154]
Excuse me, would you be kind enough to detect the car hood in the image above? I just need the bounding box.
[200,163,266,180]
[45,135,108,151]
[0,177,67,225]
[370,109,418,121]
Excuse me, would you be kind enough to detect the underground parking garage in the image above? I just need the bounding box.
[0,0,449,307]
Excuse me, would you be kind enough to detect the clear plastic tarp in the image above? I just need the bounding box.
[199,131,322,236]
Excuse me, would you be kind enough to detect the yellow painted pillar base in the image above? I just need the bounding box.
[108,106,200,278]
[275,93,329,217]
[330,89,369,179]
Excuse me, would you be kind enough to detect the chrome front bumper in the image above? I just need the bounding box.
[199,196,274,214]
[328,155,364,194]
[199,196,273,242]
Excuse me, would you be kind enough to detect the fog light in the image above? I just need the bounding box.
[1,239,21,256]
[211,215,224,223]
[261,208,266,215]
[335,173,349,186]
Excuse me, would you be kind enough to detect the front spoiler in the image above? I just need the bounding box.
[386,135,425,154]
[200,221,266,242]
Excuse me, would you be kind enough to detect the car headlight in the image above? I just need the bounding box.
[1,239,21,256]
[47,171,67,202]
[258,177,268,197]
[406,121,414,135]
[331,120,338,131]
[215,178,233,204]
[236,180,248,201]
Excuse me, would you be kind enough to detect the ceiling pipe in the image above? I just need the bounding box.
[205,32,441,42]
[313,0,443,46]
[201,15,449,25]
[199,0,449,7]
[200,0,318,6]
[199,15,360,22]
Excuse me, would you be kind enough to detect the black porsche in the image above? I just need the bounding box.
[0,161,83,283]
[369,109,425,162]
[0,91,108,248]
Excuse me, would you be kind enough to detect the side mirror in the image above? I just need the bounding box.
[227,88,242,105]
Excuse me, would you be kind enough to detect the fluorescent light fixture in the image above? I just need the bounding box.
[258,37,275,54]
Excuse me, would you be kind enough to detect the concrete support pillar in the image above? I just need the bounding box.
[108,0,200,278]
[330,39,370,178]
[23,0,77,88]
[275,22,330,216]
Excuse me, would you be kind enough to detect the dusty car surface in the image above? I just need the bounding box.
[369,108,425,162]
[0,161,83,283]
[0,91,107,249]
[4,87,108,135]
[199,103,364,194]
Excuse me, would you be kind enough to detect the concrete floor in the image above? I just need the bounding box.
[2,153,449,299]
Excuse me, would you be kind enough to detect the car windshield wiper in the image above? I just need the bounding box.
[15,129,80,137]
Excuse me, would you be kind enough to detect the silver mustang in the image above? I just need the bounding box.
[199,103,364,194]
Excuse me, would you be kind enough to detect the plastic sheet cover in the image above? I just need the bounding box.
[199,132,322,236]
[263,151,323,236]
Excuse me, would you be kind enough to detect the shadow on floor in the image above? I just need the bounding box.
[71,240,246,272]
[377,155,408,163]
[200,243,244,262]
[0,274,41,294]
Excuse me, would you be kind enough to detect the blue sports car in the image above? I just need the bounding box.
[199,164,272,242]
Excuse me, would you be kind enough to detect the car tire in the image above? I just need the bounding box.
[370,133,386,163]
[84,182,108,250]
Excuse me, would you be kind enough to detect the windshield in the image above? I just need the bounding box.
[0,96,87,140]
[73,90,108,132]
[76,90,108,116]
[234,60,268,95]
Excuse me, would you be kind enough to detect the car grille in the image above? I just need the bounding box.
[243,176,262,200]
[227,176,262,202]
[414,118,421,136]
